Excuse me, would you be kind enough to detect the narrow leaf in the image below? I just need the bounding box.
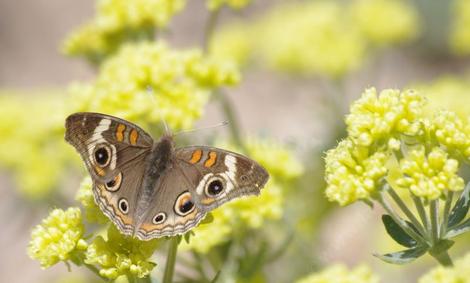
[448,181,470,228]
[374,245,428,265]
[446,218,470,238]
[382,214,417,248]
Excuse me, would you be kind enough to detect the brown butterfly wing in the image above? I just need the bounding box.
[65,112,154,235]
[174,146,270,211]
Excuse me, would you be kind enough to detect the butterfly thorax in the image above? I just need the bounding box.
[134,135,174,231]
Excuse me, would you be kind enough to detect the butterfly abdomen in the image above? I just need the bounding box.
[134,135,174,230]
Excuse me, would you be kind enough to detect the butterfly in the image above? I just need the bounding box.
[65,112,269,240]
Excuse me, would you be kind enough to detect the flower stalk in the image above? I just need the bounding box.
[163,236,181,283]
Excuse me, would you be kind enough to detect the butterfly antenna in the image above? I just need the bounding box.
[173,121,228,136]
[146,85,172,136]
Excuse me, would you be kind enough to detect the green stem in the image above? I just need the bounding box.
[429,249,454,267]
[216,90,246,151]
[163,236,180,283]
[203,8,221,52]
[412,195,431,241]
[378,190,426,245]
[387,188,426,237]
[440,191,454,237]
[430,200,440,245]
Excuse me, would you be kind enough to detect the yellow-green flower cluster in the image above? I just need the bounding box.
[75,177,108,224]
[396,146,464,200]
[450,0,470,55]
[295,264,379,283]
[69,41,239,132]
[28,207,87,268]
[325,139,388,206]
[62,0,186,62]
[350,0,420,46]
[206,0,251,11]
[255,1,365,78]
[419,252,470,283]
[325,87,470,205]
[85,226,159,279]
[181,137,303,253]
[0,92,74,200]
[346,88,425,147]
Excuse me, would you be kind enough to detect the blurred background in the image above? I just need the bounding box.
[1,0,470,282]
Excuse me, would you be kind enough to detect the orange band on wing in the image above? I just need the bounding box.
[129,129,139,145]
[204,151,217,168]
[116,124,126,142]
[189,149,203,164]
[94,166,106,176]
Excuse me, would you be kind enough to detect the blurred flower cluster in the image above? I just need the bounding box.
[62,0,186,63]
[0,91,74,199]
[450,0,470,55]
[295,263,379,283]
[211,0,420,78]
[419,251,470,283]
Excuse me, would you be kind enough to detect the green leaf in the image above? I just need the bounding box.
[374,245,428,265]
[211,271,221,283]
[382,214,417,248]
[446,218,470,238]
[447,181,470,228]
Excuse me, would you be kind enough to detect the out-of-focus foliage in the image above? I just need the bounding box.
[62,0,186,63]
[295,264,380,283]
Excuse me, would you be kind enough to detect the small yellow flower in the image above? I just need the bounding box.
[28,207,87,268]
[346,88,425,147]
[325,139,388,205]
[419,252,470,283]
[85,226,159,279]
[295,264,380,283]
[396,146,465,200]
[430,111,470,161]
[350,0,420,46]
